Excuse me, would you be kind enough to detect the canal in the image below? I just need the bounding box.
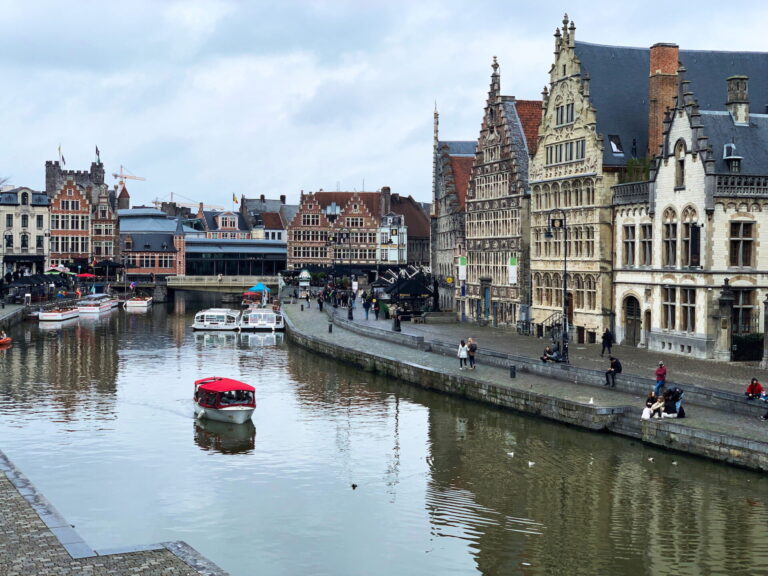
[1,293,767,576]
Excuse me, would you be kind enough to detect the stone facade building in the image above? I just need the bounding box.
[464,58,541,327]
[614,67,768,359]
[0,187,50,275]
[430,110,474,313]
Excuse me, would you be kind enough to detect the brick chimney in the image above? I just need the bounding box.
[280,194,286,204]
[380,186,391,216]
[726,76,749,124]
[648,43,679,157]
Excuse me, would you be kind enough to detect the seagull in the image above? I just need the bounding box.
[507,452,514,458]
[672,461,678,466]
[588,397,594,404]
[528,461,535,467]
[647,457,654,463]
[351,483,358,490]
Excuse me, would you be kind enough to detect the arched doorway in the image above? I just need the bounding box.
[624,296,641,346]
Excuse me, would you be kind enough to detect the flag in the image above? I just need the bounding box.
[95,145,100,161]
[61,155,66,166]
[233,193,238,204]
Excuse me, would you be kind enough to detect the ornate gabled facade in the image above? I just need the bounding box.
[49,180,93,270]
[614,72,768,359]
[430,109,474,313]
[0,187,50,275]
[464,58,541,327]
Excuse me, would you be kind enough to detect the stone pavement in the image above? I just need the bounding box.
[286,302,768,451]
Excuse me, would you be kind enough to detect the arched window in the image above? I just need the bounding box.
[674,140,686,188]
[21,191,29,205]
[681,206,700,267]
[585,276,596,310]
[543,273,552,306]
[573,275,584,309]
[534,273,542,305]
[662,208,678,267]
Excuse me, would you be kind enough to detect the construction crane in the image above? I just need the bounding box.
[112,165,146,184]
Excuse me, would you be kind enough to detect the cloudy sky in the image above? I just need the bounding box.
[2,0,767,209]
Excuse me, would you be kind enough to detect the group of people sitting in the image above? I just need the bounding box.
[540,342,567,363]
[642,386,685,419]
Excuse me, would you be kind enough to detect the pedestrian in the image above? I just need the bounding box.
[305,292,310,308]
[467,337,478,369]
[373,299,380,320]
[217,273,223,283]
[457,339,469,370]
[363,298,371,320]
[745,378,764,400]
[654,361,667,396]
[605,356,622,387]
[601,328,613,357]
[317,295,324,312]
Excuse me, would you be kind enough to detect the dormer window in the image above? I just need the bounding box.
[608,135,624,155]
[723,143,742,174]
[21,192,29,205]
[352,203,359,213]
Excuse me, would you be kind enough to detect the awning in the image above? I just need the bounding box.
[3,255,45,262]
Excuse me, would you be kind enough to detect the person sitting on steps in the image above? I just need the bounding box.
[541,344,562,363]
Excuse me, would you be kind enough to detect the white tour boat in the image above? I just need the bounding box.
[238,307,285,331]
[193,376,256,424]
[191,308,242,331]
[125,296,153,309]
[77,294,120,315]
[39,306,80,321]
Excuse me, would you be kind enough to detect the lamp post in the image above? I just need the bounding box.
[544,209,569,362]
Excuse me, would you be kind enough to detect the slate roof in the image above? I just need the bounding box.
[442,141,476,156]
[574,41,768,166]
[201,210,250,231]
[0,188,50,206]
[184,237,286,255]
[123,232,177,252]
[700,112,768,174]
[118,209,198,234]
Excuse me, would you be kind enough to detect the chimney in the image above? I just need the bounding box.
[197,202,204,219]
[726,76,749,124]
[280,194,286,204]
[380,186,391,216]
[648,43,679,157]
[260,194,265,202]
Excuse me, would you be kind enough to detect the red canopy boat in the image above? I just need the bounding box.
[193,377,256,424]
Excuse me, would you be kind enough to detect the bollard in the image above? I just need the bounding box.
[328,323,333,333]
[509,365,516,378]
[301,304,304,311]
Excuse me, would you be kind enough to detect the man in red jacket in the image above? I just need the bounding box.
[654,361,667,396]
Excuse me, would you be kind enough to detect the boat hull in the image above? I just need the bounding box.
[194,404,254,424]
[125,298,153,309]
[39,309,79,321]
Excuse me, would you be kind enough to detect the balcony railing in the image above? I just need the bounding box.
[612,181,650,205]
[715,174,768,197]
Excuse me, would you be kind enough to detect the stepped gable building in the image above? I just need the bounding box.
[529,14,768,345]
[45,160,119,270]
[0,187,50,275]
[464,57,542,327]
[287,187,425,276]
[613,69,768,359]
[431,108,474,313]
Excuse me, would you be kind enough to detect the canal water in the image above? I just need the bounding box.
[1,293,767,576]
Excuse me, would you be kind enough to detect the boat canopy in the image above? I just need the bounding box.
[195,376,255,393]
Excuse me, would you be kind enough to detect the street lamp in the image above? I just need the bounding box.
[543,209,568,362]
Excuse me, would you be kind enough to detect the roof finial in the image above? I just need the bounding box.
[492,56,499,73]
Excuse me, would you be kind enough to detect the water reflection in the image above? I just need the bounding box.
[193,331,285,348]
[194,419,256,454]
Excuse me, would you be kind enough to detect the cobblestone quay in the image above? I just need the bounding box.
[284,302,768,472]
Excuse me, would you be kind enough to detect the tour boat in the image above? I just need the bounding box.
[191,308,241,331]
[238,307,285,331]
[125,296,153,309]
[77,294,120,314]
[193,376,256,424]
[39,307,79,321]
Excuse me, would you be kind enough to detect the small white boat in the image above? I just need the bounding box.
[239,307,285,331]
[39,307,80,321]
[191,308,241,331]
[77,294,120,314]
[194,376,256,424]
[125,296,153,309]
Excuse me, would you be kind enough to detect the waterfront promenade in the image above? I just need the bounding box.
[284,301,768,471]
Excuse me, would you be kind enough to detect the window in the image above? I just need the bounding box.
[682,209,700,267]
[662,209,677,267]
[662,286,676,329]
[622,225,636,266]
[608,135,623,154]
[36,235,44,249]
[20,234,28,249]
[21,191,29,205]
[682,288,695,332]
[36,215,44,229]
[675,141,686,188]
[573,275,584,309]
[4,234,12,248]
[556,103,574,125]
[729,221,753,267]
[21,215,28,228]
[5,215,12,228]
[732,290,755,335]
[301,214,320,226]
[585,276,596,310]
[345,217,364,227]
[545,139,586,166]
[640,224,653,265]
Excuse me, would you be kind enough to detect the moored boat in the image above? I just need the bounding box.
[191,308,241,331]
[125,296,153,309]
[193,376,256,424]
[77,294,120,314]
[0,336,12,347]
[39,307,80,321]
[238,307,285,331]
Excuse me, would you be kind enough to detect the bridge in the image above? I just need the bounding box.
[165,275,281,293]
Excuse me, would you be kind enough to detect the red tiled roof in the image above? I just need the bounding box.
[391,194,430,238]
[449,156,474,210]
[260,212,284,229]
[515,100,543,155]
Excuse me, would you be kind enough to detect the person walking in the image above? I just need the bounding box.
[457,340,469,370]
[605,356,622,387]
[601,328,613,357]
[363,298,371,320]
[654,361,667,396]
[467,337,478,370]
[373,299,380,320]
